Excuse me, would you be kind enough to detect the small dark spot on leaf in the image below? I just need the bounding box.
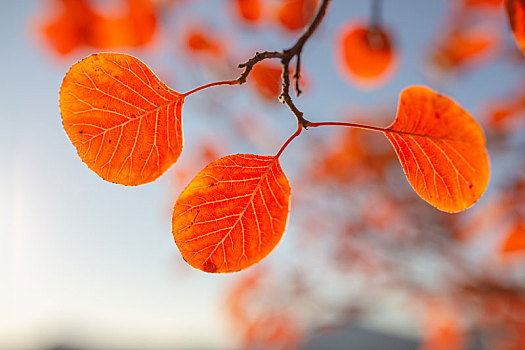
[79,130,83,134]
[469,184,473,189]
[108,139,112,143]
[203,260,217,273]
[191,210,200,225]
[209,183,215,187]
[435,112,441,119]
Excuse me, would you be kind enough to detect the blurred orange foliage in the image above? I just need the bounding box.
[420,301,465,350]
[276,0,318,32]
[234,0,262,24]
[184,27,224,58]
[485,90,525,131]
[336,22,395,88]
[501,220,525,254]
[462,0,503,8]
[430,28,497,71]
[250,61,283,101]
[41,0,157,55]
[506,0,525,55]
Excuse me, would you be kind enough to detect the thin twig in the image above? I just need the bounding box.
[234,0,331,129]
[294,54,302,97]
[237,51,282,84]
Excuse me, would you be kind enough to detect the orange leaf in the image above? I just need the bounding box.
[431,28,497,70]
[249,61,306,101]
[501,220,525,253]
[60,53,184,185]
[172,154,291,273]
[95,0,157,48]
[421,301,465,350]
[184,27,224,57]
[506,0,525,55]
[384,86,489,213]
[277,0,318,32]
[250,61,282,101]
[41,0,157,55]
[234,0,262,23]
[41,0,97,55]
[486,95,525,131]
[336,22,396,88]
[462,0,502,8]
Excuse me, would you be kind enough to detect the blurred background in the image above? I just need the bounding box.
[2,0,525,349]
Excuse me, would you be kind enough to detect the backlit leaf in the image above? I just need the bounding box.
[506,0,525,55]
[172,154,291,273]
[336,22,395,88]
[60,53,184,185]
[384,86,489,213]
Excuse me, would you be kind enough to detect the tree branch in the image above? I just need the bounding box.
[235,0,331,129]
[237,51,282,84]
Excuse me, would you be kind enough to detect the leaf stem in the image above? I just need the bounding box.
[307,121,388,133]
[182,79,240,97]
[275,119,389,159]
[275,123,303,159]
[369,0,383,30]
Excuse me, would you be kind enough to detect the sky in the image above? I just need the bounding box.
[1,0,523,349]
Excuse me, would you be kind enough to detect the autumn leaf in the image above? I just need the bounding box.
[41,0,97,55]
[336,22,396,88]
[276,0,318,32]
[384,86,489,213]
[243,313,303,350]
[40,0,157,55]
[463,0,502,6]
[184,27,224,58]
[421,300,465,350]
[250,61,282,101]
[249,61,307,101]
[506,0,525,55]
[485,92,525,131]
[60,53,184,185]
[430,28,497,70]
[234,0,262,24]
[172,154,291,273]
[501,220,525,254]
